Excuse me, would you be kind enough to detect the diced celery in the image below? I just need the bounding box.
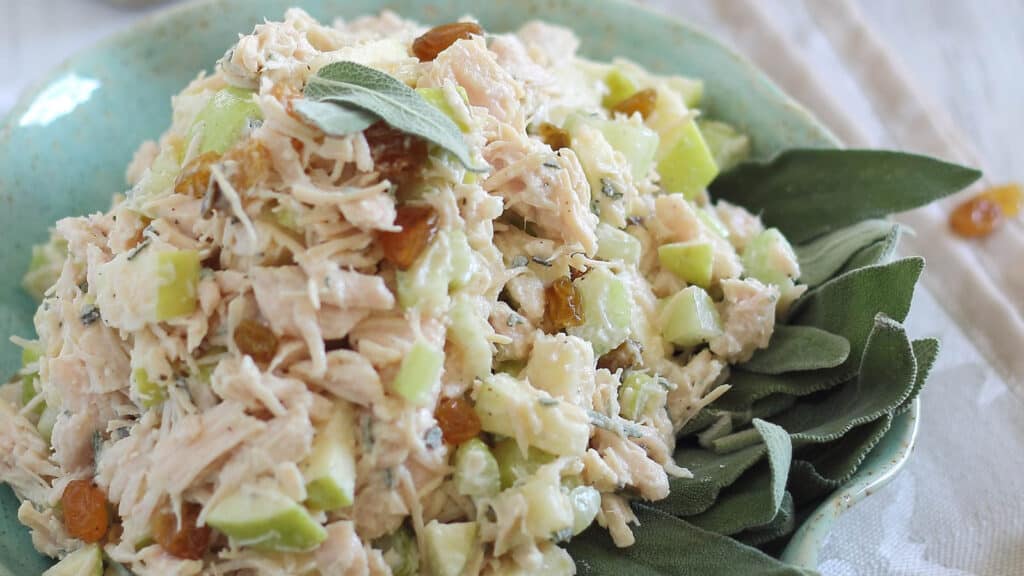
[132,368,166,409]
[657,240,714,288]
[447,294,493,381]
[42,544,102,576]
[568,267,633,357]
[192,87,262,154]
[423,520,477,576]
[20,344,44,414]
[416,86,470,132]
[447,229,474,290]
[206,484,327,551]
[22,236,67,301]
[492,438,555,490]
[660,286,722,347]
[154,250,201,321]
[391,341,444,406]
[595,223,642,266]
[454,438,501,498]
[602,68,639,109]
[569,485,601,535]
[396,231,451,313]
[618,372,667,421]
[697,207,730,239]
[524,333,594,405]
[656,119,719,200]
[474,375,590,457]
[377,525,419,576]
[37,403,59,443]
[742,228,800,287]
[302,403,357,511]
[697,119,751,172]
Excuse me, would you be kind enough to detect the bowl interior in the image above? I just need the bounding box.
[0,1,838,573]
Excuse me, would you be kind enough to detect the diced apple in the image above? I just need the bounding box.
[618,371,667,421]
[154,250,201,321]
[742,228,800,287]
[447,229,475,290]
[524,332,594,406]
[22,236,67,301]
[566,114,660,182]
[302,403,357,511]
[595,223,642,266]
[656,119,719,200]
[492,438,556,490]
[391,340,444,406]
[474,375,590,457]
[454,438,501,498]
[416,86,470,132]
[657,240,714,288]
[569,485,601,535]
[568,267,633,357]
[518,463,575,541]
[37,403,59,443]
[447,294,493,381]
[697,119,750,172]
[697,207,730,239]
[193,87,262,154]
[423,520,477,576]
[602,68,639,109]
[205,484,327,552]
[132,368,166,408]
[660,286,722,347]
[42,544,102,576]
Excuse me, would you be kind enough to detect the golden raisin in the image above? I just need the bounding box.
[978,182,1022,218]
[597,339,643,373]
[233,318,279,364]
[611,88,658,119]
[538,122,572,151]
[152,501,212,561]
[61,480,109,543]
[434,397,482,445]
[223,139,273,192]
[412,22,484,61]
[950,196,1003,238]
[376,205,440,270]
[364,122,429,186]
[544,277,585,331]
[174,151,221,198]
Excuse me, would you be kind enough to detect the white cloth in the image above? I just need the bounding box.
[3,1,1022,574]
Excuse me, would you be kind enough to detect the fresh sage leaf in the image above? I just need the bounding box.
[568,504,819,576]
[302,61,486,171]
[712,370,850,412]
[895,338,940,415]
[795,220,899,287]
[739,325,850,375]
[292,99,378,136]
[787,414,893,503]
[710,149,981,243]
[737,491,796,548]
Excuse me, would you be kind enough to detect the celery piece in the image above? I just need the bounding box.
[447,229,474,290]
[193,87,262,154]
[657,240,714,288]
[742,228,800,287]
[569,485,602,535]
[492,439,555,490]
[303,403,357,511]
[396,232,450,312]
[391,341,444,406]
[447,294,493,381]
[657,119,719,200]
[22,236,67,301]
[37,403,59,444]
[595,223,642,266]
[423,520,477,576]
[568,267,633,357]
[377,526,420,576]
[602,68,639,109]
[416,86,470,132]
[661,286,722,347]
[697,119,751,172]
[697,207,730,239]
[20,344,44,413]
[132,368,166,408]
[42,544,102,576]
[475,375,590,457]
[618,372,667,421]
[206,484,327,552]
[454,438,501,498]
[153,250,201,321]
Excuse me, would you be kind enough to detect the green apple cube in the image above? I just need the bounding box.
[154,250,200,321]
[602,68,639,109]
[377,526,419,576]
[657,119,719,200]
[658,241,714,288]
[447,230,474,290]
[206,484,327,552]
[416,86,470,132]
[37,403,59,443]
[524,333,594,405]
[133,144,181,203]
[697,119,751,172]
[596,223,642,266]
[133,368,166,408]
[42,544,102,576]
[492,439,555,490]
[447,294,493,381]
[661,286,722,347]
[454,438,501,498]
[618,371,667,421]
[519,467,575,541]
[742,228,800,286]
[568,267,633,356]
[22,236,67,301]
[303,403,357,511]
[193,87,262,154]
[20,343,43,413]
[697,207,731,239]
[391,340,444,406]
[569,485,602,535]
[396,232,450,312]
[666,76,704,108]
[566,114,659,181]
[474,375,590,457]
[423,520,477,576]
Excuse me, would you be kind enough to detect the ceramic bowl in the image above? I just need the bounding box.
[0,1,916,573]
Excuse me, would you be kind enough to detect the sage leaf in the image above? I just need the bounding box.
[895,337,940,415]
[739,325,850,375]
[712,370,850,412]
[567,504,819,576]
[292,99,378,136]
[710,150,981,243]
[736,492,796,548]
[787,414,893,503]
[302,61,486,171]
[795,220,899,287]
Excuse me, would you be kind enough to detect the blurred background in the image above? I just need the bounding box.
[2,1,1021,575]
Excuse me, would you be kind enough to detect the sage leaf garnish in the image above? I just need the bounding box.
[794,219,898,287]
[292,99,377,136]
[301,61,487,171]
[711,149,981,243]
[738,325,850,375]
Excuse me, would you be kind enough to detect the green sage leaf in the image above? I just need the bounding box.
[292,99,378,137]
[710,150,981,243]
[795,220,899,287]
[302,61,486,171]
[736,492,796,548]
[895,337,940,415]
[739,325,850,375]
[787,414,893,503]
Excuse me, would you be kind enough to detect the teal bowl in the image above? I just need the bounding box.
[0,0,916,573]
